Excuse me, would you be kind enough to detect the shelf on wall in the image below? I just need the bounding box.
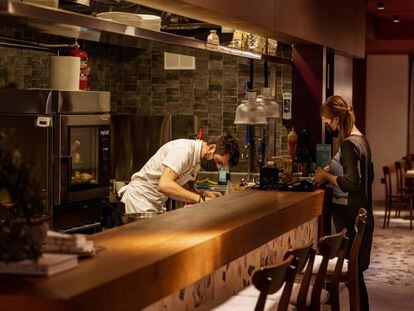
[0,0,292,65]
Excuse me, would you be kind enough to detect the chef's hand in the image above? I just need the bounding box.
[313,168,329,185]
[204,191,222,199]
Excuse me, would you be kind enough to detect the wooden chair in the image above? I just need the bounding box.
[251,241,319,309]
[309,228,348,311]
[403,154,414,170]
[394,160,413,219]
[345,208,367,311]
[213,255,297,311]
[252,231,346,311]
[304,208,367,311]
[383,164,413,229]
[232,242,317,311]
[216,230,346,311]
[382,165,398,228]
[252,255,298,311]
[284,242,317,310]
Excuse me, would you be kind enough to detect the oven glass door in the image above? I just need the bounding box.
[69,126,100,190]
[56,114,110,205]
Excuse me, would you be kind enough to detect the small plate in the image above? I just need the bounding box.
[137,14,161,22]
[78,245,106,258]
[97,12,143,28]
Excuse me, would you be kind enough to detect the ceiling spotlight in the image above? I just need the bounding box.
[377,2,384,10]
[394,16,400,23]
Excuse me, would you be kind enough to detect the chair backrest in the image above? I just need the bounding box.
[252,255,296,311]
[383,165,395,198]
[403,154,414,170]
[283,241,316,310]
[330,235,350,311]
[347,208,368,311]
[310,228,347,309]
[395,160,405,193]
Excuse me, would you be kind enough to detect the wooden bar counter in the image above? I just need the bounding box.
[0,189,324,311]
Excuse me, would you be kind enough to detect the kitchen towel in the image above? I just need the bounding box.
[49,55,80,91]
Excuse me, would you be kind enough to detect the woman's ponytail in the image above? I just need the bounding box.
[322,95,355,143]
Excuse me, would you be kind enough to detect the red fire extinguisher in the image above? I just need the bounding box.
[68,44,89,90]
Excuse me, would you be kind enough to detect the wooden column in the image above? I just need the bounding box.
[292,44,324,160]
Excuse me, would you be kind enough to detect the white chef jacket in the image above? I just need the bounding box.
[119,139,203,214]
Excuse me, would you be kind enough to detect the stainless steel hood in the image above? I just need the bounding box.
[0,0,292,64]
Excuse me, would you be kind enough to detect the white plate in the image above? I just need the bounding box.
[97,12,144,28]
[137,14,161,22]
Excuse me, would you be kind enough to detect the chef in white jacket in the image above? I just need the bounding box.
[119,134,240,214]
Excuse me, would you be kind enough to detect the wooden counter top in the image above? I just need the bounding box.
[0,189,324,310]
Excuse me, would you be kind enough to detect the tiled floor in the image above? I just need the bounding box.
[338,205,414,310]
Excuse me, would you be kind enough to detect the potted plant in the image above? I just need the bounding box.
[0,131,48,262]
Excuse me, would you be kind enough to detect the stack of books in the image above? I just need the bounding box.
[0,253,78,276]
[44,231,95,255]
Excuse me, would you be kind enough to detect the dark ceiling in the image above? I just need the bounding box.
[366,0,414,53]
[367,0,414,39]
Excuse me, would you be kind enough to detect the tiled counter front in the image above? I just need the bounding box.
[145,217,317,310]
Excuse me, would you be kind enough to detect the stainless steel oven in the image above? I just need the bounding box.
[55,114,110,205]
[0,89,110,233]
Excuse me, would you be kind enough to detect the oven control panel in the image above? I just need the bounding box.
[99,126,111,186]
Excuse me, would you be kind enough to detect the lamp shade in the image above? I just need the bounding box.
[258,87,280,119]
[234,100,249,124]
[234,92,268,125]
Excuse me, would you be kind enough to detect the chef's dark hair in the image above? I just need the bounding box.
[207,133,240,167]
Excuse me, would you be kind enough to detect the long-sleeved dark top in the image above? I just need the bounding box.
[336,134,374,270]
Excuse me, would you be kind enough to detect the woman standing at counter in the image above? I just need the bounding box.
[314,95,374,311]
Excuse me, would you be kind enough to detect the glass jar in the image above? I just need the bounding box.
[273,156,284,170]
[207,30,220,45]
[283,157,293,175]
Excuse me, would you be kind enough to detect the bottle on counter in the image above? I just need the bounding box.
[288,127,298,159]
[225,166,230,182]
[218,167,227,185]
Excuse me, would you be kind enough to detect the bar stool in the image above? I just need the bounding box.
[303,208,367,311]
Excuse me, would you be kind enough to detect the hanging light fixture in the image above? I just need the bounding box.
[234,91,267,125]
[257,87,281,119]
[377,2,384,10]
[234,100,249,124]
[394,16,400,23]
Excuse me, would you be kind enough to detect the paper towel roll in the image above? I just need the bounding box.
[49,56,80,91]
